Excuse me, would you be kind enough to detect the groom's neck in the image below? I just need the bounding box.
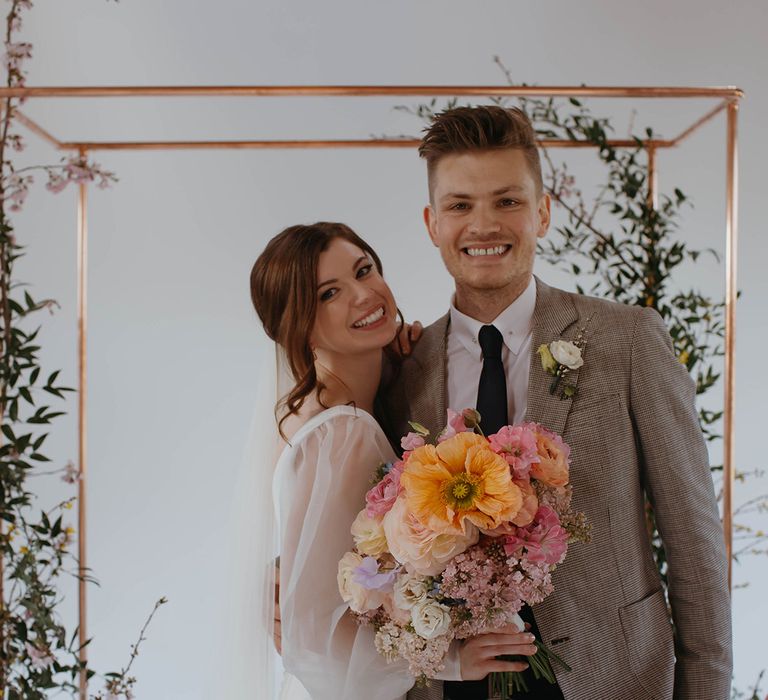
[454,275,532,323]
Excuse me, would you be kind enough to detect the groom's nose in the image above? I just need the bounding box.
[467,205,501,236]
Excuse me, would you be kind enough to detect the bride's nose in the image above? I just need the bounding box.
[350,279,376,306]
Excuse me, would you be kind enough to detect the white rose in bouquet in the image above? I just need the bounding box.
[411,599,452,639]
[393,572,430,611]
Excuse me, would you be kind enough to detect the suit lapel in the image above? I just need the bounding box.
[406,312,449,440]
[524,278,581,437]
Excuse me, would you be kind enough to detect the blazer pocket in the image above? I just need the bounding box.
[619,588,675,700]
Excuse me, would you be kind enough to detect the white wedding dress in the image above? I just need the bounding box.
[272,405,460,700]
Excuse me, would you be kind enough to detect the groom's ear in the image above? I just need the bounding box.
[537,193,552,239]
[423,205,439,247]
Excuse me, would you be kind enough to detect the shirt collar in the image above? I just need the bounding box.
[449,276,537,359]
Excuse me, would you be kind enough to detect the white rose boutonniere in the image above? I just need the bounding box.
[549,340,584,370]
[537,317,592,400]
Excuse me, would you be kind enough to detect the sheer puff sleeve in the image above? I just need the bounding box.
[276,409,415,700]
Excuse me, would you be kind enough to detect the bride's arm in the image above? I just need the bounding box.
[278,413,418,700]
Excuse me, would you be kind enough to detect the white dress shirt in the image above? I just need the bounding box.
[446,276,537,425]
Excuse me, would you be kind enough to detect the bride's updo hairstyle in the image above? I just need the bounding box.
[250,221,398,436]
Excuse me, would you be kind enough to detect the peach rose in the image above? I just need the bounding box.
[382,496,479,576]
[530,426,570,487]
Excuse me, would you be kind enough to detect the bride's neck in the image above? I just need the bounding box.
[314,348,383,415]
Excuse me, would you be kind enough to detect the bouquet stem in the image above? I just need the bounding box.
[488,639,570,699]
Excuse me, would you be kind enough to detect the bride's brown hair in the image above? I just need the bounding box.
[250,222,401,437]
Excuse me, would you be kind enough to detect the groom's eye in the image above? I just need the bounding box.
[449,202,470,211]
[498,198,518,207]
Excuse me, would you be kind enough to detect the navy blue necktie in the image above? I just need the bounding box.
[476,325,507,435]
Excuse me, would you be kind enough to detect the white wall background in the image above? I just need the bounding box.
[13,0,767,697]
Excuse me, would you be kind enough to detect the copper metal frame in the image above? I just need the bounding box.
[0,84,742,698]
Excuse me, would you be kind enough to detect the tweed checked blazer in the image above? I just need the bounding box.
[379,278,732,700]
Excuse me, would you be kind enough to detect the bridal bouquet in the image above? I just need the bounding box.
[337,409,591,695]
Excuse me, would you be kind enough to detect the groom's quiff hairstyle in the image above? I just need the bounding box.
[419,105,544,200]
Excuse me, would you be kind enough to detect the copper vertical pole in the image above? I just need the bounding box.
[647,146,658,210]
[723,102,738,591]
[77,149,89,698]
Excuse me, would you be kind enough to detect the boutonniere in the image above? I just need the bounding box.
[537,319,591,400]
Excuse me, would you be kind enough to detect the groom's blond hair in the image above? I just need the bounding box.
[419,105,543,199]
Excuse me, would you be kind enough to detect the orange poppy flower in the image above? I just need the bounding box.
[401,432,523,534]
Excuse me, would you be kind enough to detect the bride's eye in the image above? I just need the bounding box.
[320,287,338,302]
[356,264,373,278]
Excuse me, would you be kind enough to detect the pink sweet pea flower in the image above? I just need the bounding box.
[488,425,540,479]
[401,432,426,451]
[365,462,404,518]
[503,506,568,565]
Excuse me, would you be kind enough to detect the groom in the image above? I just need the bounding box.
[379,106,732,700]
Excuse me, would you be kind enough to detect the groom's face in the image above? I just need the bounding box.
[424,148,550,296]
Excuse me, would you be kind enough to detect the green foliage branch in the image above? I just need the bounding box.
[0,1,163,698]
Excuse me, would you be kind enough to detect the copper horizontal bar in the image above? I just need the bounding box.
[0,85,745,99]
[59,137,675,151]
[13,110,63,148]
[669,99,732,146]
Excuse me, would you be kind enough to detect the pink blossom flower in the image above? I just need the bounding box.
[46,172,69,194]
[503,506,568,565]
[3,41,32,71]
[61,460,80,484]
[365,461,404,518]
[488,425,540,479]
[401,432,425,451]
[437,408,472,443]
[25,641,54,670]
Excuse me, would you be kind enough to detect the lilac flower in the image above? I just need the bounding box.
[352,557,398,591]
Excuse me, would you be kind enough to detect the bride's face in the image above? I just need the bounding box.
[310,237,398,357]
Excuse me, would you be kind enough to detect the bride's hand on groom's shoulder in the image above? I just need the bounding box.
[390,320,423,357]
[458,623,536,680]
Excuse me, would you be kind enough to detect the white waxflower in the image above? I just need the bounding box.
[549,340,584,370]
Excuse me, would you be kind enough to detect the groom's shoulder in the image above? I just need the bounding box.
[408,312,450,367]
[542,281,652,329]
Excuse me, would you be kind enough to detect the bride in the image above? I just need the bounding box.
[249,221,536,700]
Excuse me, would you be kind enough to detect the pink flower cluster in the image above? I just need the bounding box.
[503,506,568,565]
[46,157,117,194]
[489,424,540,479]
